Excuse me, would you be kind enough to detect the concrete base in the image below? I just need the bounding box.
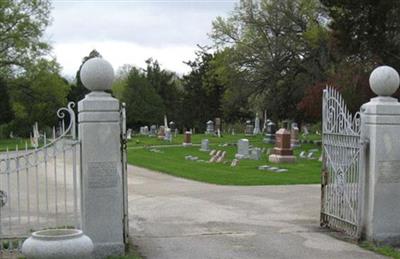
[182,143,192,147]
[94,242,124,259]
[269,154,296,163]
[199,148,210,152]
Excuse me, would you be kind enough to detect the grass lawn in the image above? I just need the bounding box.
[360,242,400,259]
[127,133,322,185]
[0,138,34,152]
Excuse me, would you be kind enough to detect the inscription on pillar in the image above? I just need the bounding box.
[378,161,400,183]
[87,162,118,188]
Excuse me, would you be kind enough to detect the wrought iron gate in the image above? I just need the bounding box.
[0,102,81,253]
[321,87,365,238]
[120,103,129,245]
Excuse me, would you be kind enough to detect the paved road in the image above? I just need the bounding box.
[127,165,384,259]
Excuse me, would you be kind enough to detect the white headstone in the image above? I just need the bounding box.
[235,139,250,159]
[164,128,172,142]
[250,147,261,160]
[126,129,132,140]
[200,139,210,151]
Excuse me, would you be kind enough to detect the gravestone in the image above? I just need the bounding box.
[235,139,250,159]
[250,147,261,160]
[291,124,300,147]
[269,124,296,163]
[78,58,124,257]
[245,120,253,136]
[215,117,221,133]
[230,159,239,167]
[158,126,165,140]
[163,114,168,128]
[264,121,276,144]
[164,128,172,142]
[126,129,132,140]
[143,126,149,136]
[169,121,175,131]
[200,139,210,151]
[253,113,261,135]
[206,120,214,135]
[302,125,309,136]
[216,151,226,163]
[262,110,268,133]
[149,125,157,136]
[182,131,192,147]
[216,129,221,138]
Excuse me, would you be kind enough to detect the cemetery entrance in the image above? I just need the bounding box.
[320,87,364,238]
[0,102,129,253]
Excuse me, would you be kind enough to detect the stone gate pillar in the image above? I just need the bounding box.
[78,58,124,257]
[361,66,400,245]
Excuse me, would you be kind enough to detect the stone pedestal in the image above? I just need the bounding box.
[78,58,124,258]
[269,128,295,163]
[360,66,400,245]
[183,131,192,147]
[79,92,124,258]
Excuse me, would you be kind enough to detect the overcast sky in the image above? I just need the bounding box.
[45,0,237,78]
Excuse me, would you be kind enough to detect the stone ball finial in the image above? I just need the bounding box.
[80,57,114,91]
[369,66,400,96]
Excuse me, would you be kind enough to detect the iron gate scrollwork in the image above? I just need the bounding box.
[321,87,365,238]
[0,102,81,253]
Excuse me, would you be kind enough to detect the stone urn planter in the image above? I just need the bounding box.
[21,229,94,259]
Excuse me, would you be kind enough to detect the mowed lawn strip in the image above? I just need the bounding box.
[127,135,321,185]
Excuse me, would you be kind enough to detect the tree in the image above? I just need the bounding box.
[0,77,13,124]
[112,64,133,100]
[321,0,400,69]
[9,59,70,135]
[211,0,330,121]
[121,67,165,128]
[145,59,182,124]
[181,48,225,130]
[0,0,51,76]
[68,49,102,103]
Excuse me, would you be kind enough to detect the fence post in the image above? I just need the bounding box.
[361,66,400,245]
[78,58,124,257]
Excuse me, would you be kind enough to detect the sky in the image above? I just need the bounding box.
[45,0,237,78]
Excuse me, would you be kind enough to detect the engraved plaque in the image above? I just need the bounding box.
[378,161,400,183]
[87,162,119,188]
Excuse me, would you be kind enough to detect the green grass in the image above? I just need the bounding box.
[0,138,34,152]
[128,133,267,147]
[127,134,322,185]
[107,243,143,259]
[360,242,400,258]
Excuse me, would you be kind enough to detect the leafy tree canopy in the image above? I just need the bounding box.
[0,0,51,76]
